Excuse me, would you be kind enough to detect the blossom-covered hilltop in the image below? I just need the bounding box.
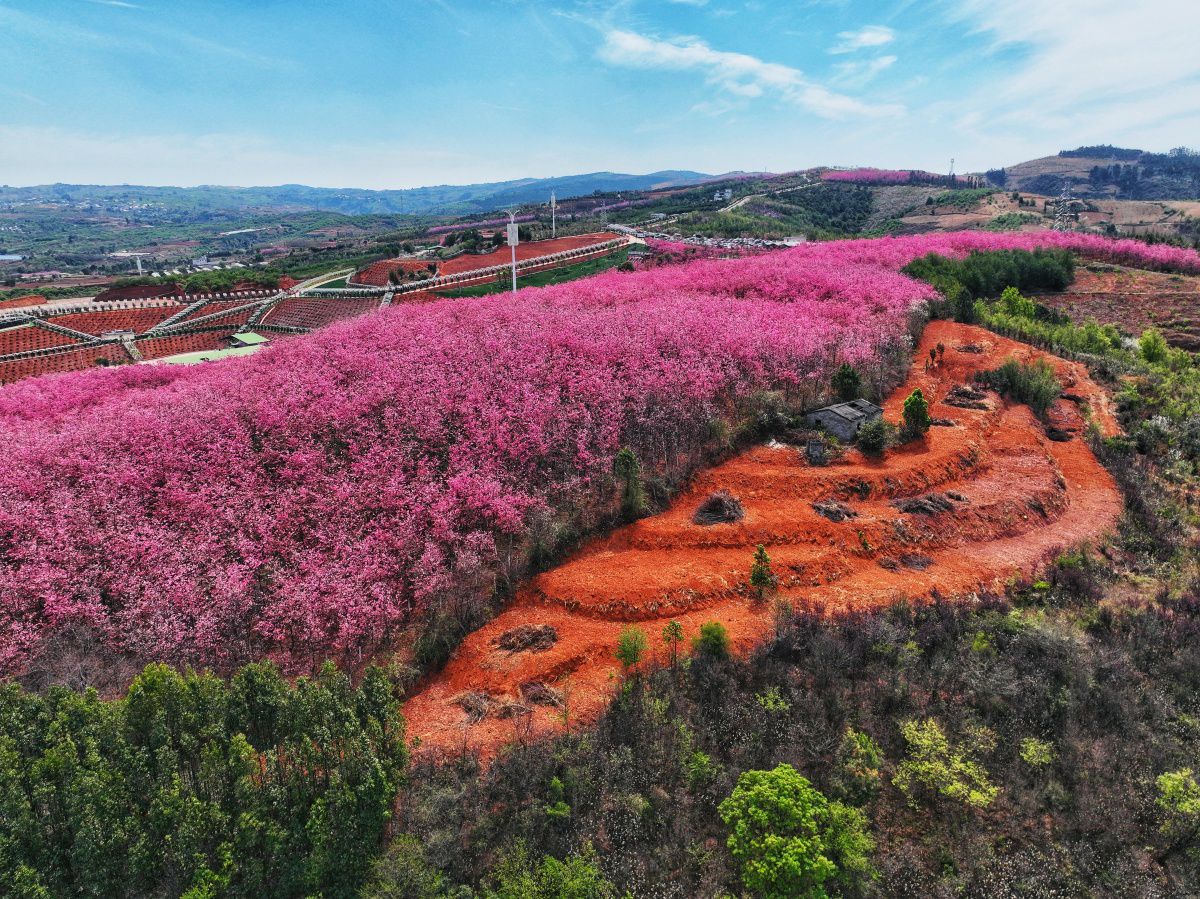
[1,230,1197,678]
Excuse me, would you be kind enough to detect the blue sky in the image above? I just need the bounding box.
[1,0,1197,188]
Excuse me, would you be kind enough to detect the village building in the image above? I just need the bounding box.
[805,398,883,442]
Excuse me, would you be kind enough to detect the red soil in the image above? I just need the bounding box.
[0,324,83,356]
[437,232,619,276]
[402,322,1123,760]
[353,259,440,288]
[0,295,46,311]
[351,234,620,288]
[1038,265,1200,350]
[95,284,184,303]
[48,306,179,336]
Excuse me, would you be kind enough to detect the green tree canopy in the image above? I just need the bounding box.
[901,388,931,440]
[615,626,648,671]
[892,718,998,810]
[718,764,874,899]
[692,621,731,660]
[0,661,407,899]
[750,543,777,599]
[831,363,862,402]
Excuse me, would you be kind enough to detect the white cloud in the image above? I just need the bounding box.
[83,0,142,8]
[940,0,1200,159]
[829,25,894,54]
[831,54,897,88]
[598,29,902,119]
[666,0,710,6]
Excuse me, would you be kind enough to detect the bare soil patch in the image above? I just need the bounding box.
[403,322,1123,760]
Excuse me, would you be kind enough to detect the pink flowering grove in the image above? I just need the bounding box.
[822,168,943,185]
[1,230,1197,675]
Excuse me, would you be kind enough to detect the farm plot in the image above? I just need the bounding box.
[1038,263,1200,350]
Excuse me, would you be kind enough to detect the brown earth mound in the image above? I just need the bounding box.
[403,322,1123,760]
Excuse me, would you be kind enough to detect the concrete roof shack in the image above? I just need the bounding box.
[804,399,883,442]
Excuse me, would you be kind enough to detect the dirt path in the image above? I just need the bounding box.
[403,322,1123,759]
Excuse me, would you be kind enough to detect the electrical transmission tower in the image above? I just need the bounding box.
[1052,182,1078,231]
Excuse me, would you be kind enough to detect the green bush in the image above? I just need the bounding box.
[901,388,931,440]
[1140,328,1170,365]
[615,626,648,671]
[893,718,999,809]
[483,842,618,899]
[692,621,730,660]
[977,358,1061,417]
[718,764,874,899]
[749,543,777,599]
[361,837,449,899]
[856,417,896,456]
[1019,737,1056,768]
[833,727,885,804]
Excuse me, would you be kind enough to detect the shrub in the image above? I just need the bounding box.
[615,626,648,672]
[999,285,1037,318]
[1140,327,1170,365]
[692,622,730,660]
[1019,737,1056,768]
[901,388,931,441]
[718,764,874,899]
[484,842,618,899]
[1156,769,1200,843]
[361,837,447,899]
[977,358,1061,418]
[834,727,885,804]
[893,718,999,809]
[856,417,896,456]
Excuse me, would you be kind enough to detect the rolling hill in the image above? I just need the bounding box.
[998,145,1200,200]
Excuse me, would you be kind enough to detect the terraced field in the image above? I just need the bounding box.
[404,321,1122,758]
[1039,263,1200,350]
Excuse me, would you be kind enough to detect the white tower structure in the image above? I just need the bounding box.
[506,210,519,294]
[1052,182,1077,231]
[550,191,557,239]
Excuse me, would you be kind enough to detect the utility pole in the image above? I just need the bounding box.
[506,211,519,294]
[550,191,556,239]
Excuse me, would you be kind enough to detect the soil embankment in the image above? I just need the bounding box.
[403,322,1122,758]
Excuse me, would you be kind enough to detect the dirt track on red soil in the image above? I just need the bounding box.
[403,322,1123,759]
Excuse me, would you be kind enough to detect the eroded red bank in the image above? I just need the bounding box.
[403,322,1122,759]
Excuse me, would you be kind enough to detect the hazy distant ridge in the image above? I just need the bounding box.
[0,170,715,217]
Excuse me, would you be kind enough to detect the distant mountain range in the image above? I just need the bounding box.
[0,170,718,218]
